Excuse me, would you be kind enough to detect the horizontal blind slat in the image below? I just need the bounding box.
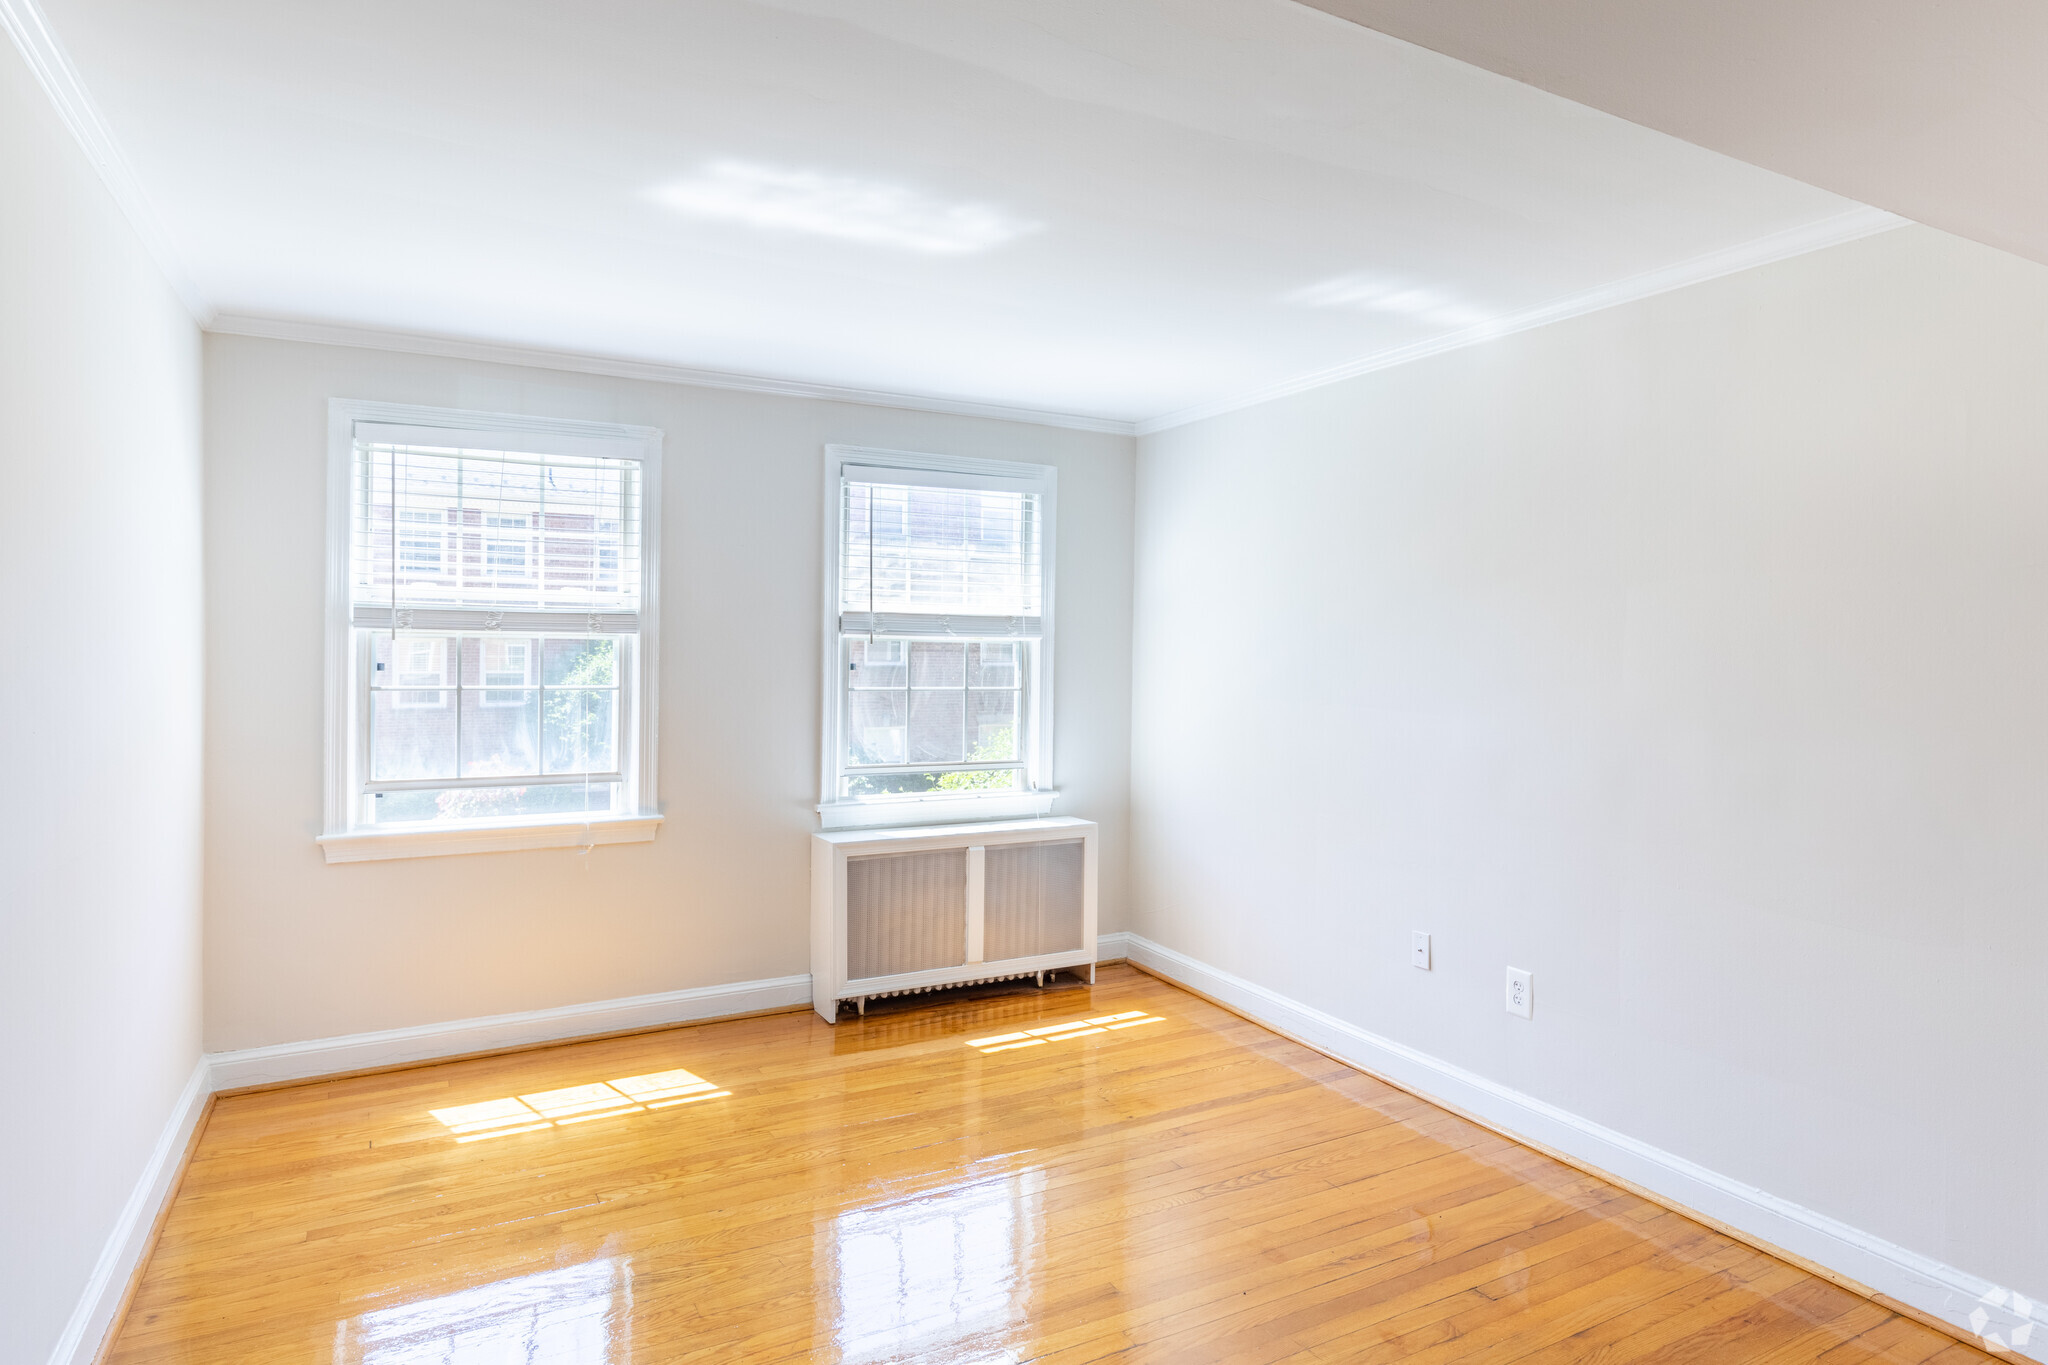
[839,478,1042,621]
[352,606,641,634]
[352,442,643,617]
[837,612,1041,639]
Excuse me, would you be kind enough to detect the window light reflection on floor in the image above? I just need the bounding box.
[336,1256,630,1363]
[430,1068,728,1141]
[966,1010,1165,1054]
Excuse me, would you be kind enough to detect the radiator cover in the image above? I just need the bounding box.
[811,817,1098,1023]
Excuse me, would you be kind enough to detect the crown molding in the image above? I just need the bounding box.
[206,314,1140,437]
[0,0,210,323]
[1134,205,1906,436]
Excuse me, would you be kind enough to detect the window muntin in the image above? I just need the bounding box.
[825,453,1051,819]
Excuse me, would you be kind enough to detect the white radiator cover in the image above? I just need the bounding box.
[811,817,1098,1023]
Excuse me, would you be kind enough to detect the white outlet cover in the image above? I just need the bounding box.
[1506,966,1533,1018]
[1411,931,1431,970]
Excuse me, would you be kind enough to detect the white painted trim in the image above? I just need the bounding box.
[1134,206,1906,436]
[818,445,1059,829]
[818,790,1059,830]
[1118,931,2045,1360]
[45,1059,210,1365]
[53,970,816,1357]
[317,814,662,863]
[207,973,813,1091]
[322,400,664,852]
[1095,930,1133,961]
[210,314,1137,436]
[0,0,209,323]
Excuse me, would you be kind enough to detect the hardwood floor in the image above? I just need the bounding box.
[107,966,1989,1364]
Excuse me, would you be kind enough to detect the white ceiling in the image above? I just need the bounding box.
[32,0,1877,428]
[1303,0,2048,273]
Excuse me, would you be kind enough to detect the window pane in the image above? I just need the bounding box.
[968,690,1018,759]
[847,691,906,766]
[967,642,1020,688]
[842,769,1019,798]
[373,633,451,689]
[848,638,907,689]
[371,689,456,781]
[909,641,964,687]
[461,688,539,777]
[461,636,535,688]
[544,689,617,774]
[370,782,619,825]
[543,636,617,686]
[908,689,966,763]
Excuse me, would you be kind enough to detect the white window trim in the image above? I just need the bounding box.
[818,444,1058,831]
[319,399,664,863]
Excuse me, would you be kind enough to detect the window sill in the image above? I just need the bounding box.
[316,814,662,864]
[817,790,1058,831]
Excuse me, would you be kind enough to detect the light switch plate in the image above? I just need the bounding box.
[1411,931,1431,970]
[1505,966,1533,1018]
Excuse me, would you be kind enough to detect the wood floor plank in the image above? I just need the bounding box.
[104,966,1995,1364]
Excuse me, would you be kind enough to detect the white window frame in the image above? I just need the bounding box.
[319,400,663,863]
[818,445,1057,831]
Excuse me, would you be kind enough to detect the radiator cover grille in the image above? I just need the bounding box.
[983,838,1085,962]
[846,848,967,979]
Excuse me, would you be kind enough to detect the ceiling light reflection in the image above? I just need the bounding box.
[1287,272,1489,329]
[652,160,1038,255]
[430,1068,727,1141]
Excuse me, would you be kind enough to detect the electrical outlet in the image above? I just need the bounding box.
[1505,967,1533,1018]
[1411,931,1431,970]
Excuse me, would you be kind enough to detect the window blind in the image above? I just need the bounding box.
[351,441,643,632]
[839,475,1042,638]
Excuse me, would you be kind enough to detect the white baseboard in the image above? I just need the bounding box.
[72,947,2032,1362]
[73,955,1183,1363]
[60,972,816,1362]
[207,973,815,1090]
[47,1058,211,1365]
[1118,932,2044,1362]
[209,946,1142,1094]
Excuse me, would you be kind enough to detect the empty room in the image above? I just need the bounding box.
[4,1,2044,1361]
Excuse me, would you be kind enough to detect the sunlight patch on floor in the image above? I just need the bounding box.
[430,1068,728,1140]
[965,1010,1164,1053]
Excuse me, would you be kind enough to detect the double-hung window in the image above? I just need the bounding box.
[820,446,1056,830]
[321,401,663,862]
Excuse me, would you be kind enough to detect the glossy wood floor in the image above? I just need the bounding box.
[109,966,1991,1364]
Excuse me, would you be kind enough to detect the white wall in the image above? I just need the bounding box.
[1132,224,2047,1306]
[0,41,204,1365]
[203,334,1133,1051]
